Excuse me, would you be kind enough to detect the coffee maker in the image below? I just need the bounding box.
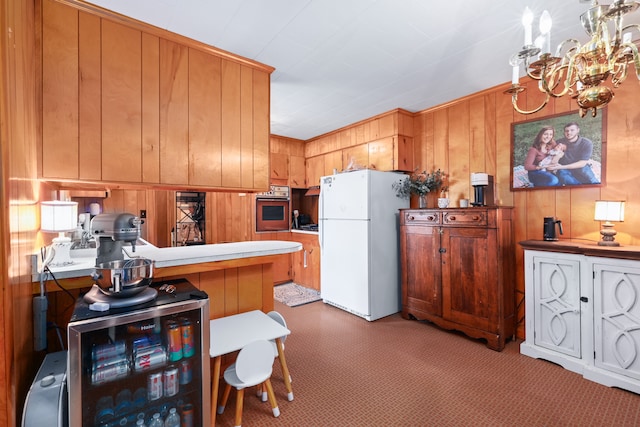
[470,173,494,206]
[543,217,563,241]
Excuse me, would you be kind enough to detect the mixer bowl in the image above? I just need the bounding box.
[92,258,154,298]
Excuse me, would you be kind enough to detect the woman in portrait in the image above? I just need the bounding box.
[523,125,561,187]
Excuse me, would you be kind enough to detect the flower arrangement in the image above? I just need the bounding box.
[393,168,446,198]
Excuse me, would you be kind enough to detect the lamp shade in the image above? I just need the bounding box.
[594,200,625,222]
[41,201,78,232]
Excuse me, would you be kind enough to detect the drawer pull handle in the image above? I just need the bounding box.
[473,216,480,220]
[449,216,456,221]
[427,216,436,221]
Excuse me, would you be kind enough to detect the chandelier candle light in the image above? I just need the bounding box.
[594,200,625,246]
[506,1,640,117]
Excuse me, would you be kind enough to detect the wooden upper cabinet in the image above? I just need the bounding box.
[290,155,306,188]
[42,0,79,180]
[101,20,143,183]
[39,0,273,191]
[306,156,325,188]
[270,152,289,181]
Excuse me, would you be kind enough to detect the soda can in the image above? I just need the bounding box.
[134,346,167,372]
[92,359,129,384]
[93,353,129,370]
[163,365,179,397]
[93,341,126,361]
[166,321,183,362]
[179,359,192,385]
[181,403,194,427]
[147,372,163,401]
[180,319,195,358]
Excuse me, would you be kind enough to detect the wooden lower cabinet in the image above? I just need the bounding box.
[290,232,320,291]
[399,207,515,351]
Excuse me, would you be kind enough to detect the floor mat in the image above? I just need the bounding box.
[274,282,322,307]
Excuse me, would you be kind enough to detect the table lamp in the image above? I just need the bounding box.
[594,200,625,247]
[41,200,78,266]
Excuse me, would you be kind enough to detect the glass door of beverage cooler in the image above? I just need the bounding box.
[67,291,209,427]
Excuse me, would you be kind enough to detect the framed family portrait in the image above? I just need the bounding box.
[511,109,607,190]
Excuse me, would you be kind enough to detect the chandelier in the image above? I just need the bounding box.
[505,0,640,117]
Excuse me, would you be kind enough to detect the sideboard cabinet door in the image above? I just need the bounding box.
[593,261,640,380]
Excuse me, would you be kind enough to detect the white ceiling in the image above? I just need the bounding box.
[85,0,605,140]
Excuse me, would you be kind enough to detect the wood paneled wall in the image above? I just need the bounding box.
[412,78,640,338]
[1,0,39,424]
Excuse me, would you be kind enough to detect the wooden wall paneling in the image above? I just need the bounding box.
[159,39,189,185]
[482,94,502,203]
[198,270,226,319]
[237,265,265,313]
[42,0,79,179]
[252,69,270,190]
[448,102,470,201]
[432,108,449,173]
[240,66,255,189]
[221,60,242,188]
[101,20,142,182]
[141,33,160,184]
[78,11,101,181]
[151,190,170,247]
[495,88,515,208]
[223,268,239,316]
[188,48,222,187]
[413,112,433,176]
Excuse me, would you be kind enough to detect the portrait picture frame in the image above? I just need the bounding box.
[511,109,607,191]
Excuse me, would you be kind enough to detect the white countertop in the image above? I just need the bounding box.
[34,240,302,281]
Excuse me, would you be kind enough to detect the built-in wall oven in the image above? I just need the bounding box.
[256,185,290,232]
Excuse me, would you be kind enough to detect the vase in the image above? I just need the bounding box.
[418,194,427,209]
[437,198,450,209]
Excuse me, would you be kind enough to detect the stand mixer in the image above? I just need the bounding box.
[84,213,157,308]
[91,213,141,264]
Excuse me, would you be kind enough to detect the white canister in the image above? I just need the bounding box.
[437,198,450,209]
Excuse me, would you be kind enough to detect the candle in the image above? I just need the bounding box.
[522,7,534,46]
[512,65,519,85]
[539,10,552,54]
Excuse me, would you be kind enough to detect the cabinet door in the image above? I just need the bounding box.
[305,156,324,188]
[400,224,441,316]
[289,155,306,188]
[533,255,582,358]
[441,227,495,330]
[593,261,640,379]
[270,152,289,181]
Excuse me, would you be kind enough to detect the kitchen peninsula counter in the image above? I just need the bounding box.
[33,240,302,318]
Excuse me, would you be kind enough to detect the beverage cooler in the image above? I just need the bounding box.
[67,279,210,427]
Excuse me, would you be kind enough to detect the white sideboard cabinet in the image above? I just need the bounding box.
[521,240,640,395]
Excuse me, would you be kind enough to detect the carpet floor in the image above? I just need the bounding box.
[212,300,640,426]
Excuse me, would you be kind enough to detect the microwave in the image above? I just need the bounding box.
[256,198,290,232]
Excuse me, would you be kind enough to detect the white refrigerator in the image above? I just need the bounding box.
[319,169,409,321]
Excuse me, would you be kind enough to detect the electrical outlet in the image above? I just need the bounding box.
[140,210,147,218]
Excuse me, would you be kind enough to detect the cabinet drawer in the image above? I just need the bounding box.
[402,210,440,224]
[442,210,487,226]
